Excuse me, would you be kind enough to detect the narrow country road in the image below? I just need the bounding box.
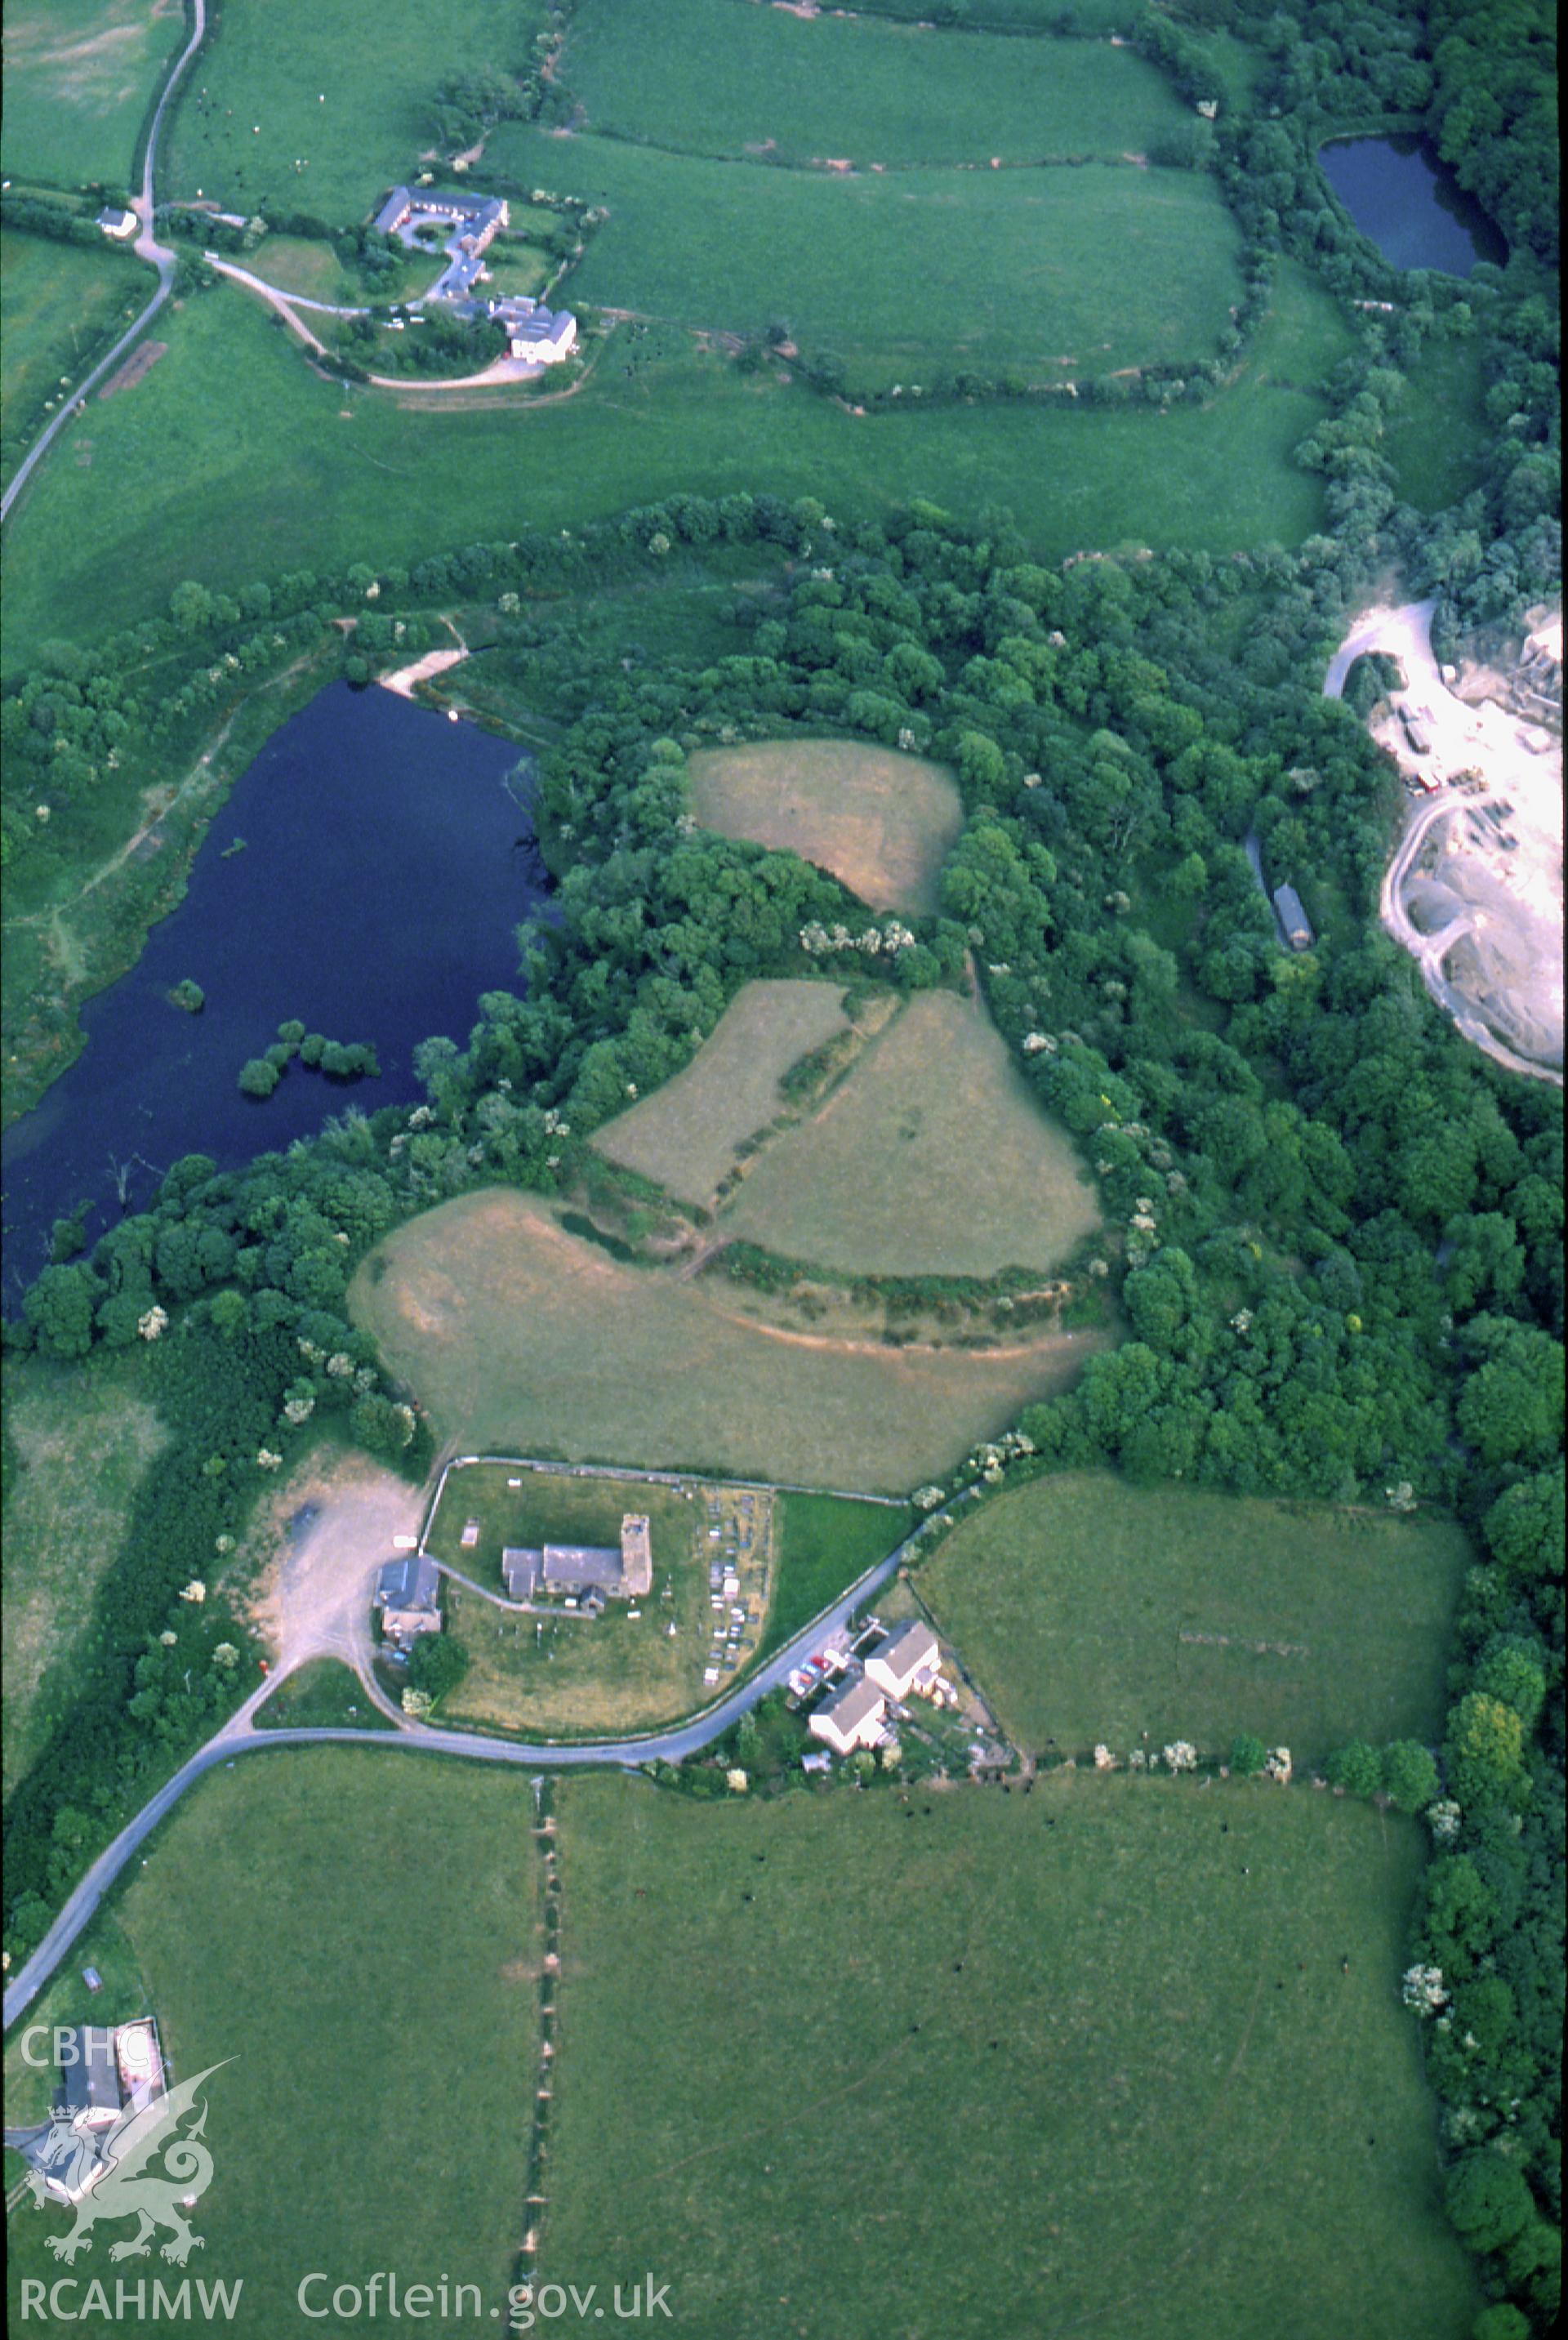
[2,1521,932,2030]
[0,1,208,525]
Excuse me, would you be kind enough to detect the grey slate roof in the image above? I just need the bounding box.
[1272,883,1313,945]
[56,2029,119,2118]
[376,1554,440,1612]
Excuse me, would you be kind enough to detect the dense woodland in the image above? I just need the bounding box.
[2,2,1561,2328]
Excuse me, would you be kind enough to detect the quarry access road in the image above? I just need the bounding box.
[2,1516,936,2032]
[0,1,207,524]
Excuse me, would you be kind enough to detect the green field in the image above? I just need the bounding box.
[1383,335,1490,512]
[688,738,964,913]
[918,1472,1474,1762]
[1,0,185,190]
[723,989,1102,1277]
[0,228,149,485]
[497,128,1243,390]
[163,0,547,222]
[764,1488,916,1654]
[2,1349,167,1801]
[561,0,1190,163]
[0,267,1342,675]
[592,977,851,1202]
[3,1749,542,2337]
[243,230,441,307]
[351,1188,1098,1491]
[541,1772,1478,2339]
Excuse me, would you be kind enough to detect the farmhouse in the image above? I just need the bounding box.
[1272,883,1314,952]
[96,206,139,240]
[3,2020,170,2206]
[374,1553,443,1645]
[864,1620,940,1701]
[496,301,577,365]
[808,1674,886,1756]
[503,1514,653,1603]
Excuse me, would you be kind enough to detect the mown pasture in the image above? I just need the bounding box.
[687,738,964,915]
[2,1750,543,2338]
[162,0,548,223]
[591,977,851,1203]
[351,1190,1098,1491]
[0,269,1344,676]
[2,1348,168,1801]
[561,0,1191,164]
[493,129,1243,390]
[542,1772,1478,2340]
[1,0,185,190]
[918,1472,1474,1762]
[0,229,149,485]
[722,989,1102,1277]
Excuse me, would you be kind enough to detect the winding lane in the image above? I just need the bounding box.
[0,1,208,525]
[2,1519,931,2030]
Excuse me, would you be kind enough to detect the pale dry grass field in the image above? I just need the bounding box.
[687,739,964,915]
[721,988,1102,1277]
[591,977,850,1201]
[351,1191,1100,1492]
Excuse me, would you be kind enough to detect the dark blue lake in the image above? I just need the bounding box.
[2,682,548,1291]
[1317,136,1506,275]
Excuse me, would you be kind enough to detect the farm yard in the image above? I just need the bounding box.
[2,1750,544,2338]
[424,1463,776,1737]
[541,1772,1479,2340]
[1,0,186,189]
[350,1189,1100,1491]
[558,0,1193,165]
[719,989,1102,1278]
[917,1473,1474,1763]
[687,739,964,916]
[491,128,1245,394]
[591,977,853,1204]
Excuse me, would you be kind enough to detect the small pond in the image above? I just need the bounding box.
[1317,136,1507,275]
[2,682,550,1290]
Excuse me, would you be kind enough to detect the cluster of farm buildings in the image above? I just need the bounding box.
[5,2019,167,2204]
[371,185,577,364]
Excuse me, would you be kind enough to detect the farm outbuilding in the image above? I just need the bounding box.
[1272,884,1314,952]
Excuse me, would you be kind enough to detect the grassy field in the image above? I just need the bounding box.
[764,1488,915,1655]
[592,978,850,1202]
[351,1189,1098,1491]
[2,1348,167,1802]
[1,0,185,190]
[0,267,1343,675]
[688,738,964,914]
[1383,335,1490,512]
[0,228,150,485]
[162,0,548,222]
[541,1772,1478,2340]
[245,230,441,307]
[3,1749,542,2336]
[723,989,1102,1277]
[497,129,1244,390]
[918,1472,1474,1762]
[252,1654,379,1729]
[561,0,1191,163]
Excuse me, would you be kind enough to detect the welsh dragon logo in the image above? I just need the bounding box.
[20,2063,230,2265]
